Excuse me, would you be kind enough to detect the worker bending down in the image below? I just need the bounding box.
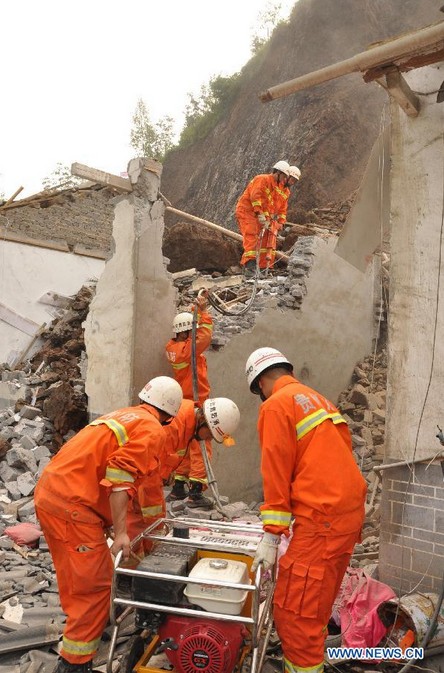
[161,397,240,507]
[34,377,183,673]
[165,292,214,504]
[246,348,367,673]
[235,161,301,277]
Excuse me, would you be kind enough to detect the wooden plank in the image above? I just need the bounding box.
[71,162,132,193]
[0,302,40,336]
[364,46,444,82]
[0,226,70,253]
[376,69,420,117]
[0,186,24,209]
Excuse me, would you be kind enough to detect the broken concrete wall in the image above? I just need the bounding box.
[84,160,177,417]
[0,238,104,366]
[380,64,444,592]
[207,236,376,501]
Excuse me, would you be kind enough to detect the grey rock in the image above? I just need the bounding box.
[16,473,36,497]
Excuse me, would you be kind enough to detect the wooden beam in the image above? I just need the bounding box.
[0,302,40,336]
[71,163,132,193]
[376,69,420,117]
[0,186,24,209]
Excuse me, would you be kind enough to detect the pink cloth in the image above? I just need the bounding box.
[4,522,42,547]
[334,567,395,648]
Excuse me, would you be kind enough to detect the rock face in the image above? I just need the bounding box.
[162,0,441,229]
[163,221,242,272]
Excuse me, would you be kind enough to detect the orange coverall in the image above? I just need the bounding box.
[165,310,213,406]
[258,376,367,673]
[165,312,213,485]
[34,405,165,666]
[236,174,289,269]
[160,399,210,485]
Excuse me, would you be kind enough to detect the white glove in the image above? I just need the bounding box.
[257,213,268,226]
[251,532,280,572]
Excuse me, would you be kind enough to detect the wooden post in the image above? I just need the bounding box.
[165,206,290,264]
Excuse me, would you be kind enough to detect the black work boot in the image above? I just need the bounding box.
[54,657,95,672]
[166,479,188,501]
[243,260,256,279]
[186,482,213,509]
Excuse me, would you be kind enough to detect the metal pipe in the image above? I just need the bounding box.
[116,566,255,592]
[113,597,255,624]
[373,451,444,472]
[165,205,290,263]
[260,21,444,102]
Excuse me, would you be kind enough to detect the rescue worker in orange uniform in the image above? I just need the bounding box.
[235,161,300,277]
[161,397,240,508]
[246,348,367,673]
[34,377,183,673]
[165,292,214,503]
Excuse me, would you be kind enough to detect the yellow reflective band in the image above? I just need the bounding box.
[105,467,135,484]
[175,475,188,482]
[200,323,213,330]
[63,635,101,656]
[189,477,208,485]
[90,418,128,447]
[261,510,292,527]
[142,504,163,517]
[251,200,262,207]
[177,449,187,457]
[296,409,346,441]
[171,361,189,370]
[284,658,323,673]
[244,251,258,258]
[275,187,289,199]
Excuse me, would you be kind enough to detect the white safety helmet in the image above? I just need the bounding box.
[139,376,183,417]
[288,165,301,181]
[272,160,290,176]
[202,397,240,444]
[173,312,193,334]
[245,347,293,394]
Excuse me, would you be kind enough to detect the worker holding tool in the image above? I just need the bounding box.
[245,347,367,673]
[165,292,214,503]
[34,377,183,673]
[235,160,295,278]
[161,397,240,508]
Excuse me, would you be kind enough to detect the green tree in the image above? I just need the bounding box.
[42,163,83,191]
[130,99,175,162]
[179,73,240,147]
[251,1,285,54]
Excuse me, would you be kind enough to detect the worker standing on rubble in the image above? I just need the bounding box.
[34,377,183,673]
[246,347,367,673]
[165,292,214,504]
[161,397,240,508]
[235,160,300,277]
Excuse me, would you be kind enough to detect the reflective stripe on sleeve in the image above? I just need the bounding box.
[171,361,189,370]
[105,467,135,484]
[296,410,346,441]
[62,636,101,657]
[261,509,292,527]
[251,200,262,207]
[200,323,213,331]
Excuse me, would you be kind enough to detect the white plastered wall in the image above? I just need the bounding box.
[0,238,104,364]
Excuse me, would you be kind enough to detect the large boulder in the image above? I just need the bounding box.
[163,221,242,273]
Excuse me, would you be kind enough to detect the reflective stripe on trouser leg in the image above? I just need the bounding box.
[237,213,260,266]
[189,438,212,485]
[284,658,323,673]
[35,505,113,665]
